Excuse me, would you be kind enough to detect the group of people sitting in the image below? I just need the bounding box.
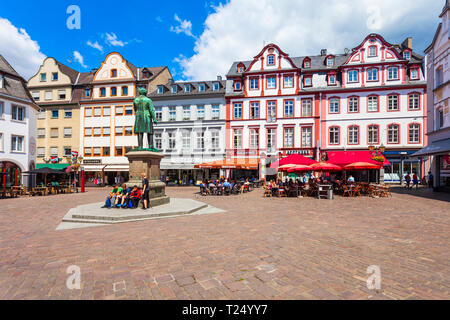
[101,184,143,209]
[199,178,254,195]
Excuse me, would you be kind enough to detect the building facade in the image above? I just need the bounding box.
[414,0,450,190]
[79,52,171,185]
[28,57,81,168]
[0,54,39,187]
[149,79,227,183]
[225,34,427,182]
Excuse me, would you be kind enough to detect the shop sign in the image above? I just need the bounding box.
[83,159,102,164]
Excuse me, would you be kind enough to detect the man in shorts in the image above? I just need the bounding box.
[142,173,149,210]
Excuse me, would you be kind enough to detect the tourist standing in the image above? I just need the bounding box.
[404,173,411,189]
[141,173,149,210]
[427,171,434,188]
[412,173,419,189]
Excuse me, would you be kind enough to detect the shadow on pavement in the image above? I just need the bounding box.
[390,185,450,203]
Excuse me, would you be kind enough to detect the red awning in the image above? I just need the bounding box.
[326,151,390,166]
[270,154,317,168]
[194,158,259,170]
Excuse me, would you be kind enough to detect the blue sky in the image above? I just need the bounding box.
[0,0,444,81]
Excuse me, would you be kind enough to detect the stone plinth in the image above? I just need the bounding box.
[125,150,170,207]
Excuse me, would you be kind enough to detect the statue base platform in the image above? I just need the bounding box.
[125,150,170,207]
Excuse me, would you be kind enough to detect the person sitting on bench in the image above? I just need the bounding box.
[130,186,141,208]
[101,184,122,208]
[117,184,132,208]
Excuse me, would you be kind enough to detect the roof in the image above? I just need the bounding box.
[55,60,79,83]
[149,80,226,98]
[425,23,443,54]
[0,54,20,77]
[136,66,167,82]
[0,55,36,106]
[440,0,450,17]
[411,138,450,157]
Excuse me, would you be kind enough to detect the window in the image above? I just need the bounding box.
[45,91,52,100]
[436,67,444,88]
[11,135,24,152]
[233,129,242,149]
[302,127,312,147]
[329,127,339,145]
[168,132,176,149]
[110,87,117,97]
[0,133,3,152]
[50,146,58,156]
[302,99,312,117]
[84,127,92,136]
[267,129,276,152]
[238,66,244,73]
[111,69,117,78]
[125,105,133,115]
[12,106,25,121]
[267,101,276,122]
[267,54,275,65]
[388,124,399,144]
[408,124,420,143]
[155,132,162,149]
[100,88,106,97]
[64,127,72,138]
[143,71,151,79]
[250,129,259,149]
[367,68,378,81]
[184,84,191,93]
[0,102,3,118]
[40,73,46,82]
[199,83,205,92]
[284,100,294,117]
[103,147,110,156]
[38,110,45,119]
[157,86,164,94]
[368,125,379,144]
[169,106,177,121]
[182,130,190,149]
[303,76,312,87]
[327,57,334,66]
[183,106,191,120]
[328,74,336,85]
[85,88,91,97]
[115,106,123,115]
[284,127,294,148]
[212,105,220,120]
[303,59,311,68]
[32,91,40,101]
[124,126,133,135]
[233,103,242,119]
[388,94,399,111]
[267,76,276,89]
[367,96,379,112]
[250,78,259,90]
[348,97,359,113]
[388,67,399,80]
[93,127,101,136]
[92,107,101,117]
[50,109,58,119]
[213,82,220,91]
[115,147,123,156]
[115,126,123,136]
[409,93,420,110]
[234,81,242,91]
[329,98,339,114]
[58,90,66,100]
[64,109,72,118]
[37,128,45,138]
[197,106,205,119]
[103,107,111,116]
[121,86,128,96]
[439,108,444,129]
[37,147,45,157]
[284,75,293,88]
[250,102,259,119]
[211,130,220,149]
[410,69,419,80]
[84,147,92,156]
[64,147,72,157]
[155,107,162,121]
[85,108,92,117]
[196,131,205,149]
[103,127,110,136]
[50,128,58,138]
[348,126,359,144]
[368,45,377,57]
[403,51,410,60]
[348,70,358,83]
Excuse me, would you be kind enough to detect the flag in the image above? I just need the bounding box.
[71,151,78,157]
[50,156,59,163]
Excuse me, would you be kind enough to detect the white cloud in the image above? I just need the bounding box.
[0,17,46,79]
[170,14,195,38]
[87,40,103,52]
[175,0,442,80]
[73,51,87,68]
[104,32,128,47]
[156,16,163,23]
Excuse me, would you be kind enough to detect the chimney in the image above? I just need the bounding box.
[217,75,222,81]
[321,49,327,56]
[401,37,413,50]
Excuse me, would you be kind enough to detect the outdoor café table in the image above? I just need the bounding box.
[32,186,48,196]
[317,184,332,199]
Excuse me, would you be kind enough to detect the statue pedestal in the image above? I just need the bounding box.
[125,150,170,207]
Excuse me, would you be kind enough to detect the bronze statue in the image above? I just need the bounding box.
[133,87,158,151]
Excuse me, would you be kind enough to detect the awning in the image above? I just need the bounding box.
[411,138,450,157]
[36,163,69,170]
[270,154,317,168]
[326,150,390,166]
[194,158,259,170]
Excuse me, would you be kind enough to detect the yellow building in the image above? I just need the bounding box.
[28,58,81,168]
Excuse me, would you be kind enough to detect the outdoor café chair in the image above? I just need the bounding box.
[342,185,352,197]
[263,186,272,197]
[351,185,362,197]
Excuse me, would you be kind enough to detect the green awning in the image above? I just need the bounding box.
[36,163,69,170]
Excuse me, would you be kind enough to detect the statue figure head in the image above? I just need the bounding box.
[138,87,147,96]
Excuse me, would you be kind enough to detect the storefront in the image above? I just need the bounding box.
[0,161,22,187]
[194,158,259,181]
[382,150,425,184]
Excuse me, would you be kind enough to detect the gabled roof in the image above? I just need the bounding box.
[55,60,80,83]
[0,54,20,77]
[424,23,442,54]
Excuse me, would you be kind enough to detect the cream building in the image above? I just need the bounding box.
[28,57,81,168]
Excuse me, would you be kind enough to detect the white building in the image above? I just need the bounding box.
[0,54,39,187]
[149,79,227,183]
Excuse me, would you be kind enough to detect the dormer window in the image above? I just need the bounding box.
[184,84,191,93]
[267,54,275,66]
[157,85,164,94]
[303,59,311,68]
[326,57,334,67]
[143,70,151,79]
[238,67,244,73]
[403,51,411,60]
[171,85,178,93]
[85,88,91,97]
[410,66,420,80]
[368,45,377,57]
[198,83,206,92]
[213,82,220,91]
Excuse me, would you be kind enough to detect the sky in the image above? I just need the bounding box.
[0,0,445,81]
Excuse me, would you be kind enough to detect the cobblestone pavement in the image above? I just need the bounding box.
[0,186,449,300]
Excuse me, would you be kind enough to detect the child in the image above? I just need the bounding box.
[130,186,142,208]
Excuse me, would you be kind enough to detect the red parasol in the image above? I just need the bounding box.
[286,164,313,173]
[270,154,317,168]
[310,162,343,172]
[343,162,381,170]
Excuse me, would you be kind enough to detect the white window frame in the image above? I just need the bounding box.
[11,135,24,152]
